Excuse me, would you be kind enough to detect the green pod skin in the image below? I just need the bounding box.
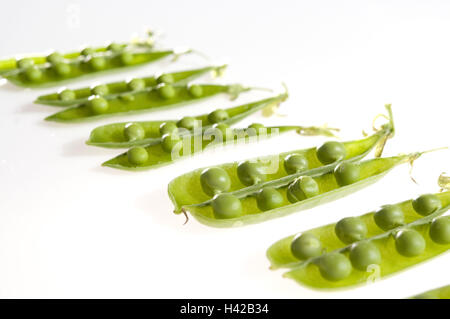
[36,65,227,106]
[266,191,450,290]
[410,285,450,299]
[87,93,288,148]
[103,126,303,171]
[46,84,250,123]
[4,45,171,88]
[171,153,424,228]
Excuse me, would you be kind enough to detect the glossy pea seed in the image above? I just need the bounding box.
[290,233,323,260]
[334,162,360,186]
[127,146,148,165]
[17,58,34,69]
[256,187,284,211]
[284,154,308,174]
[119,51,133,65]
[317,253,352,282]
[248,123,265,132]
[124,123,145,142]
[177,116,199,130]
[158,84,176,99]
[287,176,319,203]
[349,241,382,271]
[88,97,109,114]
[188,84,203,97]
[24,66,42,82]
[211,193,243,219]
[53,62,71,76]
[92,84,109,96]
[335,217,368,244]
[374,205,405,231]
[46,52,63,64]
[159,122,178,136]
[208,109,229,124]
[237,161,266,186]
[161,134,181,153]
[316,141,346,165]
[59,89,76,101]
[127,78,146,91]
[107,42,122,52]
[81,47,95,56]
[89,56,107,70]
[429,216,450,244]
[395,229,426,257]
[156,73,174,84]
[212,123,230,139]
[412,194,442,216]
[200,167,231,196]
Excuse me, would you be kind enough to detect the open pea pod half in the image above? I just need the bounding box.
[267,191,450,289]
[45,83,252,123]
[87,92,288,148]
[2,40,184,88]
[35,65,227,107]
[102,124,337,171]
[411,285,450,299]
[171,150,429,228]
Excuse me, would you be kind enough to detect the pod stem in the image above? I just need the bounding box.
[373,104,395,158]
[181,208,189,225]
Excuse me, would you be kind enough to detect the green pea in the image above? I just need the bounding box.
[53,62,71,76]
[317,253,352,281]
[290,233,323,260]
[256,187,284,211]
[200,167,231,196]
[17,58,34,69]
[284,154,308,174]
[119,93,135,102]
[88,97,109,114]
[59,89,76,101]
[159,122,178,136]
[237,161,266,186]
[81,47,95,56]
[177,116,199,130]
[89,56,106,70]
[161,134,181,153]
[46,52,63,64]
[158,84,176,99]
[107,42,122,52]
[316,141,346,165]
[212,123,230,139]
[24,66,42,82]
[395,229,426,257]
[429,216,450,244]
[374,204,405,231]
[120,51,133,65]
[335,217,368,244]
[247,123,265,132]
[127,78,146,91]
[287,176,319,203]
[124,123,145,142]
[211,193,243,219]
[92,84,109,96]
[207,109,229,124]
[188,84,203,97]
[127,146,148,165]
[157,73,174,84]
[349,241,382,271]
[412,194,442,216]
[334,162,360,186]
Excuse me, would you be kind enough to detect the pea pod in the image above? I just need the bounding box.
[267,191,450,289]
[411,285,450,299]
[171,151,427,228]
[45,83,252,123]
[87,92,288,148]
[102,124,336,171]
[35,65,227,107]
[168,105,395,216]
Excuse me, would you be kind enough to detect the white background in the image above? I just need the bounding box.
[0,0,449,298]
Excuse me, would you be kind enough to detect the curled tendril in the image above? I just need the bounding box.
[371,104,395,157]
[181,208,189,225]
[406,148,447,184]
[438,173,450,191]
